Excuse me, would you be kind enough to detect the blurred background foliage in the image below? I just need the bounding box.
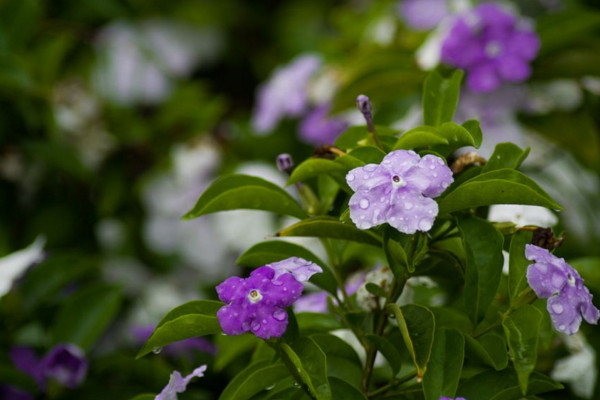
[1,0,600,399]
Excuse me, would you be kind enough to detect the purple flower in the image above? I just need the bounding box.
[10,344,87,390]
[216,258,321,339]
[346,150,453,233]
[131,325,217,357]
[526,244,599,335]
[294,291,329,313]
[252,55,321,134]
[399,0,450,31]
[156,365,206,400]
[298,104,348,145]
[441,2,540,92]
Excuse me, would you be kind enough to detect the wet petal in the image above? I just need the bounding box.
[348,185,390,230]
[405,154,454,197]
[386,192,438,234]
[267,257,322,282]
[345,164,388,192]
[380,150,421,177]
[156,365,207,400]
[250,306,289,339]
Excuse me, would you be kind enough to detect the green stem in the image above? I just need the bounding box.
[472,287,537,338]
[269,340,318,400]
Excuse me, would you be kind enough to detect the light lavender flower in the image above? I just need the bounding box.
[298,104,347,145]
[399,0,450,31]
[252,55,321,134]
[346,150,453,233]
[155,365,206,400]
[526,244,599,335]
[266,257,323,282]
[441,2,540,92]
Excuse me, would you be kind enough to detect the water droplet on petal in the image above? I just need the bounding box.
[152,347,162,354]
[251,321,261,331]
[404,202,413,210]
[242,322,250,330]
[273,309,287,321]
[418,219,432,231]
[359,199,370,209]
[551,303,564,314]
[429,164,436,169]
[559,324,566,331]
[347,173,355,182]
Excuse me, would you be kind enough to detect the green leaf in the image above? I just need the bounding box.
[508,231,534,302]
[218,360,290,400]
[458,369,562,400]
[433,122,476,155]
[392,126,449,150]
[365,334,403,375]
[348,146,386,164]
[334,125,399,151]
[383,228,409,277]
[184,174,306,220]
[137,301,223,358]
[129,395,155,400]
[297,313,343,333]
[483,143,530,172]
[288,159,348,186]
[311,334,363,389]
[570,257,600,293]
[461,120,483,149]
[281,338,332,400]
[439,169,562,214]
[422,70,463,127]
[215,334,259,371]
[365,283,387,299]
[388,303,435,378]
[464,333,508,371]
[423,329,465,400]
[318,174,341,213]
[51,284,122,351]
[237,241,336,295]
[329,377,368,400]
[457,216,504,323]
[502,305,543,395]
[276,217,381,247]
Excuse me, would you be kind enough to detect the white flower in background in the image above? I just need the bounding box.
[0,237,45,297]
[551,333,597,399]
[356,266,394,311]
[92,19,222,106]
[364,15,397,45]
[526,80,583,114]
[488,205,558,228]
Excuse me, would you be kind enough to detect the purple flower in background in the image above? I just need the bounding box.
[252,55,321,134]
[399,0,450,31]
[294,272,365,313]
[0,385,33,400]
[346,150,453,233]
[10,344,87,391]
[298,104,348,145]
[131,325,217,357]
[441,2,540,92]
[526,244,599,335]
[156,364,206,400]
[216,258,321,339]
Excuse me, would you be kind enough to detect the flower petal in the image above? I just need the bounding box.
[345,164,388,192]
[267,257,323,282]
[215,276,247,304]
[497,55,531,82]
[380,150,421,177]
[216,304,251,335]
[348,185,390,230]
[467,64,501,93]
[250,306,289,339]
[386,191,438,234]
[156,365,207,400]
[405,154,453,197]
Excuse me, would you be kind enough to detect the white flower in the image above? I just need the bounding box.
[0,237,45,297]
[551,333,597,399]
[488,204,558,227]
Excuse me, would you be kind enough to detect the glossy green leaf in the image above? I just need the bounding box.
[434,122,476,155]
[129,395,155,400]
[365,334,403,375]
[430,307,473,334]
[458,369,562,400]
[310,333,362,366]
[439,169,562,214]
[276,217,381,247]
[348,146,386,164]
[184,174,307,220]
[392,126,449,150]
[422,70,463,127]
[334,125,400,151]
[218,360,290,400]
[281,338,331,400]
[288,159,347,185]
[508,231,533,302]
[571,257,600,293]
[237,241,336,295]
[464,333,508,371]
[51,284,122,351]
[423,329,465,400]
[215,334,259,371]
[388,303,435,378]
[483,143,530,172]
[318,174,341,213]
[365,283,387,298]
[502,305,543,395]
[297,313,343,333]
[383,228,409,277]
[137,301,223,358]
[311,334,363,389]
[461,120,483,148]
[329,377,368,400]
[457,216,504,323]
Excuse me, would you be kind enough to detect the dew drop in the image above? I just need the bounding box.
[359,199,370,209]
[559,324,566,331]
[429,164,436,170]
[365,164,377,172]
[152,347,162,354]
[242,322,250,330]
[418,219,432,231]
[273,309,287,321]
[404,202,413,210]
[551,303,564,314]
[347,173,355,182]
[266,384,276,391]
[251,321,261,331]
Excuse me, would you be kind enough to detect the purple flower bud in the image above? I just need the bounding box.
[216,259,320,339]
[276,153,294,174]
[346,150,453,234]
[441,3,540,92]
[41,344,87,389]
[156,365,206,400]
[526,244,599,335]
[356,94,373,116]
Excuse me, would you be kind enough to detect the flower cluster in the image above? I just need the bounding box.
[10,344,87,391]
[441,2,540,92]
[216,257,322,339]
[526,244,599,335]
[346,150,453,234]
